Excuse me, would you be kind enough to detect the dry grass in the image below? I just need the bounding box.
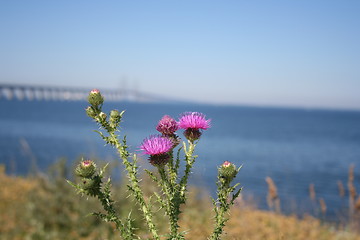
[0,164,360,240]
[179,191,360,240]
[0,165,35,235]
[265,176,281,213]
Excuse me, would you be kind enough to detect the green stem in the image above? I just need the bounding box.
[167,151,177,187]
[96,191,135,239]
[210,189,228,240]
[158,166,182,239]
[109,131,160,240]
[210,180,240,240]
[179,140,196,201]
[154,140,197,240]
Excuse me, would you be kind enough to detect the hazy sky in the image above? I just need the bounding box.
[1,1,359,110]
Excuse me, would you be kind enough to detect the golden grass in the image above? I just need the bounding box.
[0,165,35,235]
[178,190,360,240]
[0,165,359,240]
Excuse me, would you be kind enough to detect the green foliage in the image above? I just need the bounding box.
[25,159,119,240]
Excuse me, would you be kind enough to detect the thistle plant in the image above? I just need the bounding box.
[210,161,242,240]
[68,89,242,240]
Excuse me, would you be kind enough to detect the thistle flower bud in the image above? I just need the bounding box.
[85,106,97,118]
[75,160,97,178]
[87,89,104,107]
[80,177,101,196]
[218,161,238,183]
[99,112,107,122]
[110,109,120,119]
[109,109,121,127]
[156,115,178,135]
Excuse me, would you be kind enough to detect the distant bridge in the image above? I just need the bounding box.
[0,83,172,103]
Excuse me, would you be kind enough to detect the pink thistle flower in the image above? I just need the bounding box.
[178,112,211,141]
[178,112,211,130]
[140,135,173,155]
[140,135,174,166]
[156,115,179,135]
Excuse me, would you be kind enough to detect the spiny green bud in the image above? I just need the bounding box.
[87,89,104,107]
[85,106,97,118]
[110,109,120,119]
[80,177,101,196]
[109,109,121,127]
[75,160,97,178]
[218,161,238,183]
[99,112,107,122]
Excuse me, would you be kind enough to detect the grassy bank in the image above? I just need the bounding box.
[0,161,359,240]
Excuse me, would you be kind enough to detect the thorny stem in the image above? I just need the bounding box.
[209,178,241,240]
[158,166,183,239]
[68,165,136,239]
[179,140,196,201]
[154,141,198,240]
[152,140,198,240]
[109,131,160,240]
[167,151,178,187]
[96,190,135,239]
[91,109,160,240]
[210,187,228,240]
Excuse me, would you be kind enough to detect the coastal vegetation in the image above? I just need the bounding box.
[0,162,359,240]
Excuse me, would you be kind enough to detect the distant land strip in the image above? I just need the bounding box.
[0,83,177,103]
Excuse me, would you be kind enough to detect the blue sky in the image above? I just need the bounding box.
[1,1,359,110]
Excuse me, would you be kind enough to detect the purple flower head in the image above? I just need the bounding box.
[156,115,179,135]
[140,135,173,155]
[178,112,211,130]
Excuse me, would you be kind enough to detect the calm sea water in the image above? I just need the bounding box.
[1,100,360,218]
